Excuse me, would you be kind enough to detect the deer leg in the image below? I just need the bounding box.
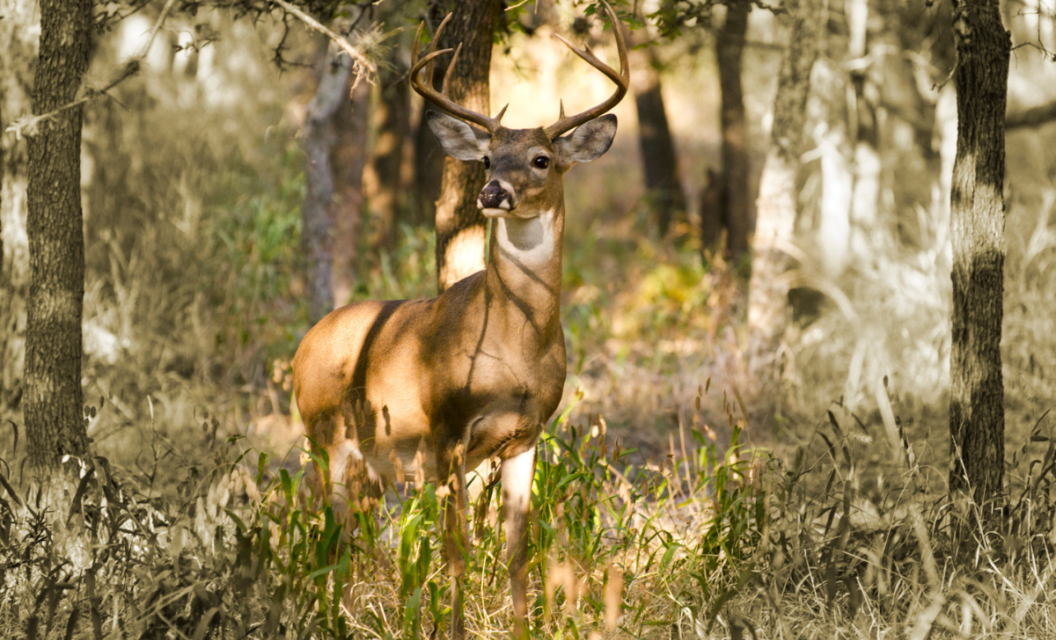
[437,440,469,640]
[502,445,536,639]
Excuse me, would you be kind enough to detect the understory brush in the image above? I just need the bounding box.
[6,387,1056,639]
[0,386,768,639]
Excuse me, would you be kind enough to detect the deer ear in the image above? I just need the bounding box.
[554,114,617,168]
[426,111,491,162]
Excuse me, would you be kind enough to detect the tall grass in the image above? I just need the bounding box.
[7,386,1056,638]
[0,383,773,639]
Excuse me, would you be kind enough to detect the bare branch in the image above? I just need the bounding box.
[1006,100,1056,130]
[5,0,177,140]
[137,0,179,59]
[269,0,377,78]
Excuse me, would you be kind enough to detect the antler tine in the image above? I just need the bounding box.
[408,14,503,134]
[426,13,452,84]
[544,0,630,140]
[441,43,462,96]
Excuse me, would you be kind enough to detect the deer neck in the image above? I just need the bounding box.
[485,203,565,334]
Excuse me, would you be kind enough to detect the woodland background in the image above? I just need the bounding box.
[1,0,1056,637]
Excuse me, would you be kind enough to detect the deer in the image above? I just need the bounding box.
[291,3,628,638]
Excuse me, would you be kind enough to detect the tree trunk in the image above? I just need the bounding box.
[413,98,445,228]
[330,74,370,308]
[746,0,825,403]
[0,0,37,420]
[302,51,353,323]
[846,0,880,261]
[364,49,411,251]
[699,168,726,252]
[24,0,92,473]
[631,45,685,238]
[717,0,751,261]
[947,0,1009,504]
[431,0,500,293]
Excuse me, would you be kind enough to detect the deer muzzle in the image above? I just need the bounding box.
[478,180,515,217]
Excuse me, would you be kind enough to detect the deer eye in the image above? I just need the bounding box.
[533,156,550,170]
[483,156,491,169]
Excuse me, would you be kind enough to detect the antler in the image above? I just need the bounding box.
[543,1,629,140]
[409,14,507,134]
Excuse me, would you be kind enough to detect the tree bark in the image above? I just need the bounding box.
[431,0,500,293]
[717,0,751,260]
[365,48,411,251]
[746,0,825,403]
[331,74,370,308]
[631,45,685,238]
[0,0,37,419]
[947,0,1009,504]
[24,0,92,473]
[302,51,353,323]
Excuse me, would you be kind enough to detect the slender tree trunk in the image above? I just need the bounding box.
[413,98,445,228]
[699,168,726,252]
[365,50,411,251]
[846,0,880,260]
[746,0,825,403]
[717,0,751,261]
[0,0,37,419]
[302,52,353,323]
[24,0,92,473]
[631,45,685,238]
[431,0,500,293]
[331,75,370,308]
[947,0,1009,504]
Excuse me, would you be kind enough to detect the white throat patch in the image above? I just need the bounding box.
[496,210,555,266]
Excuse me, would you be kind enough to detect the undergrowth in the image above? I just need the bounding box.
[5,387,1056,639]
[0,385,769,639]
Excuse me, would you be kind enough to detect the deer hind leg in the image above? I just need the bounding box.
[436,438,469,640]
[310,407,383,531]
[502,445,536,639]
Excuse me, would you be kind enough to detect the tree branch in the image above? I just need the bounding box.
[1006,100,1056,130]
[138,0,180,58]
[269,0,377,78]
[4,0,178,140]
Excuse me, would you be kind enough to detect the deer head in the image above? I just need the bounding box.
[410,3,629,222]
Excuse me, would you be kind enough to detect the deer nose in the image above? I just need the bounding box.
[478,180,513,211]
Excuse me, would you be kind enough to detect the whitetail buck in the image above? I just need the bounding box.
[292,4,627,637]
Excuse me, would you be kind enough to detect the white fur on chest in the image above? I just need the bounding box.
[496,210,555,266]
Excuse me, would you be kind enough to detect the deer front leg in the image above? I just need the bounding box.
[437,440,469,640]
[502,446,536,639]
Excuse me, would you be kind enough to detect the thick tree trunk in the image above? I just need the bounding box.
[24,0,92,473]
[431,0,500,293]
[947,0,1009,504]
[365,51,411,251]
[331,75,370,308]
[631,46,685,238]
[717,0,751,260]
[302,52,353,323]
[746,0,825,402]
[0,0,37,419]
